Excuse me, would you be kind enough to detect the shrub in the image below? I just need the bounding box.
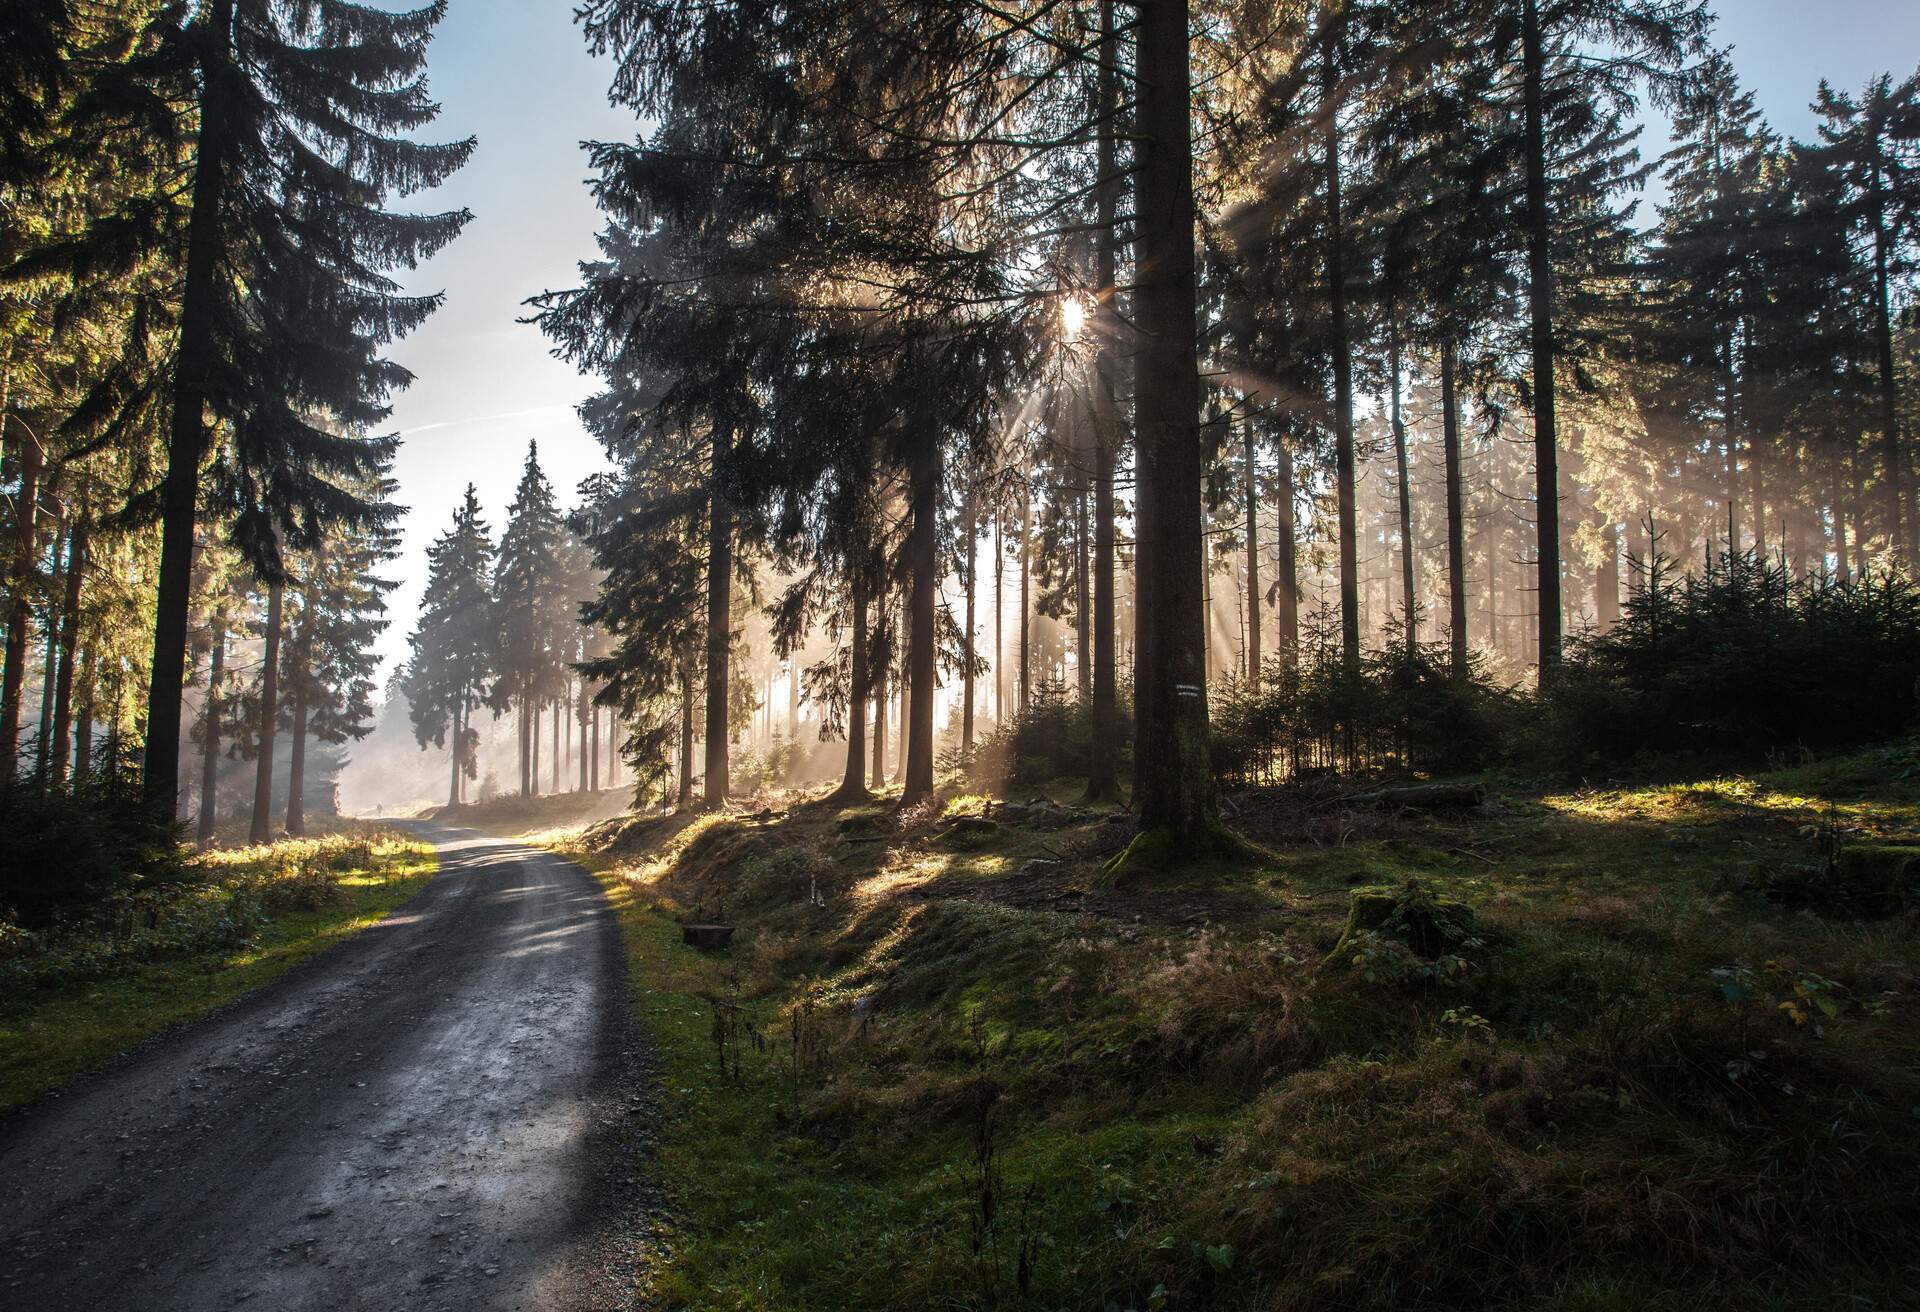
[0,751,185,927]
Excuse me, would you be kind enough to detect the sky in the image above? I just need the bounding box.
[373,0,1920,681]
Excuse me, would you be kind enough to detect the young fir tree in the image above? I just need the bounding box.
[491,443,570,798]
[134,0,472,812]
[405,486,497,809]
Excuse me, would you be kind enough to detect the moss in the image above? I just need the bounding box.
[1101,817,1266,882]
[1325,879,1484,964]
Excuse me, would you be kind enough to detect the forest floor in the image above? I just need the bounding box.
[489,743,1920,1312]
[0,826,435,1113]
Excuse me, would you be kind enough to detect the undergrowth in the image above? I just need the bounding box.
[533,746,1920,1312]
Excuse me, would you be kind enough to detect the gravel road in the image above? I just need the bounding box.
[0,824,652,1311]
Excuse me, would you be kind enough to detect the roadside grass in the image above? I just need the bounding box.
[527,751,1920,1311]
[0,829,435,1113]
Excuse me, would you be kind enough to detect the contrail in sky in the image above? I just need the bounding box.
[397,403,573,437]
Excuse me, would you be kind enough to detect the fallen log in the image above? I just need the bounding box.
[1339,783,1487,811]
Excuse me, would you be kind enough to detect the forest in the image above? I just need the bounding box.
[2,0,1920,1309]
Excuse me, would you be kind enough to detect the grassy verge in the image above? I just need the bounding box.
[0,829,436,1113]
[531,749,1920,1312]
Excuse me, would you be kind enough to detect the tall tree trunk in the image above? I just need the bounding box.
[1075,476,1092,704]
[76,642,93,777]
[248,580,283,845]
[871,596,887,789]
[1521,0,1563,678]
[1831,446,1853,582]
[518,697,530,797]
[590,698,601,793]
[1088,0,1122,802]
[837,573,871,801]
[1243,417,1261,688]
[145,0,237,812]
[1,429,40,764]
[1275,438,1298,662]
[1324,54,1360,668]
[705,426,733,808]
[448,700,462,808]
[35,514,65,780]
[1017,480,1031,714]
[1389,320,1415,647]
[1128,0,1216,843]
[579,684,591,792]
[1441,340,1469,676]
[285,685,308,836]
[903,433,940,804]
[677,653,695,807]
[52,513,85,785]
[551,697,560,797]
[197,613,224,845]
[992,509,1003,723]
[532,697,542,794]
[961,481,978,755]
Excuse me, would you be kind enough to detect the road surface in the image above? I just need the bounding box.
[0,824,653,1311]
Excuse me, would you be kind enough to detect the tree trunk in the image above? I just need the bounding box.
[903,432,940,804]
[1,429,40,764]
[551,697,560,797]
[1597,519,1620,629]
[1275,437,1298,662]
[961,481,977,755]
[1017,479,1031,714]
[1322,51,1360,670]
[145,0,237,812]
[518,697,530,797]
[35,514,65,779]
[704,426,733,808]
[448,700,462,808]
[1871,165,1905,558]
[1521,0,1563,678]
[1128,0,1216,842]
[836,573,870,801]
[1243,417,1261,690]
[676,654,694,806]
[285,685,308,836]
[532,696,542,794]
[1389,320,1415,647]
[1441,339,1468,676]
[197,614,224,845]
[591,698,601,793]
[76,642,93,777]
[52,513,85,785]
[993,509,1003,723]
[1088,0,1122,801]
[248,580,282,845]
[871,597,887,789]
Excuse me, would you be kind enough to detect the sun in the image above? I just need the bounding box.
[1060,293,1089,341]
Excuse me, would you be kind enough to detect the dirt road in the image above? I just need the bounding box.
[0,825,651,1311]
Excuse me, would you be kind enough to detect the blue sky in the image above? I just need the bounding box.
[375,0,1920,677]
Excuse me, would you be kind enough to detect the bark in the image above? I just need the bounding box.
[52,513,85,784]
[903,432,940,804]
[871,596,887,789]
[590,698,601,793]
[835,573,870,801]
[285,685,308,836]
[1441,339,1469,675]
[76,643,93,777]
[1129,0,1216,839]
[197,614,224,846]
[1017,479,1031,714]
[1243,419,1261,689]
[1,427,40,763]
[248,580,283,845]
[1275,439,1298,662]
[145,0,237,812]
[1087,0,1122,802]
[36,515,65,779]
[961,481,977,755]
[1521,0,1564,678]
[1389,321,1416,646]
[704,424,733,808]
[1597,520,1621,630]
[678,654,695,806]
[1324,52,1360,668]
[992,509,1003,723]
[448,700,462,808]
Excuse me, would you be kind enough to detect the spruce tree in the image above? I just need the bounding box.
[135,0,471,811]
[405,486,497,808]
[492,444,570,798]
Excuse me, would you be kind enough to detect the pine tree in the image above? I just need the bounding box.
[405,486,498,807]
[491,444,569,798]
[134,0,472,811]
